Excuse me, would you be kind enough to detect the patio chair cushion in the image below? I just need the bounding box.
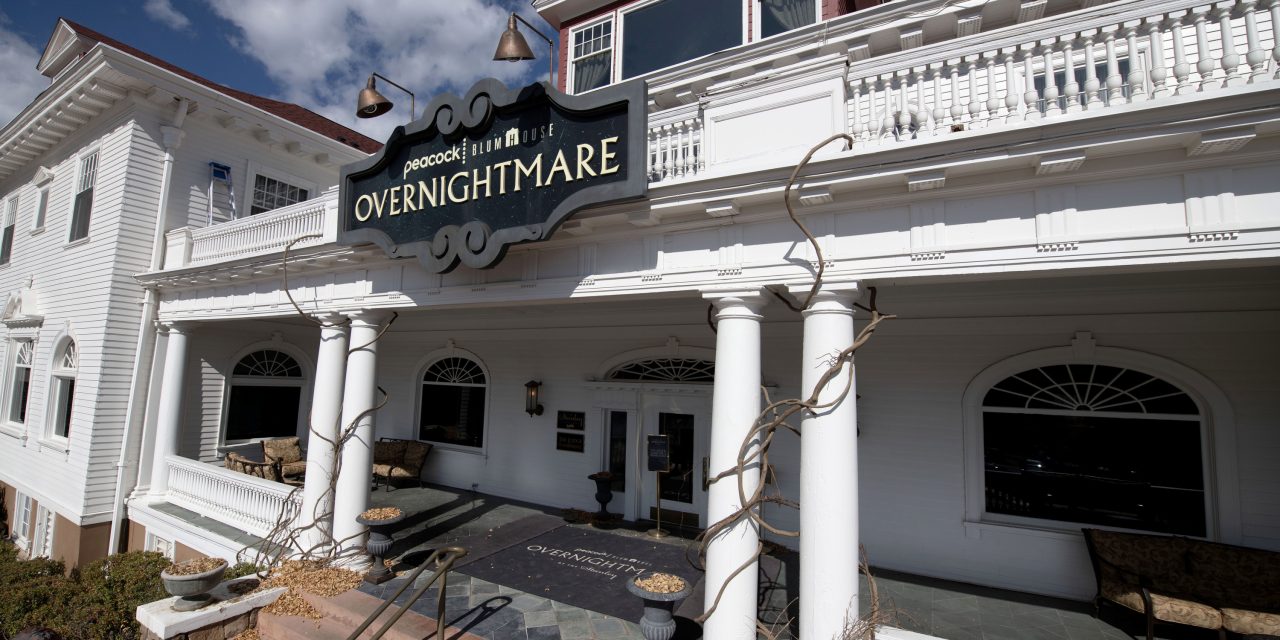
[372,439,431,487]
[225,452,282,482]
[1221,607,1280,636]
[373,440,407,465]
[263,437,306,478]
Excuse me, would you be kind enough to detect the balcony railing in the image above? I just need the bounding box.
[162,186,338,270]
[164,454,301,538]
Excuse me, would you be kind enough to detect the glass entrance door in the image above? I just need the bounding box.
[658,412,696,503]
[641,394,709,527]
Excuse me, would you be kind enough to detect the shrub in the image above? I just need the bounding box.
[0,543,72,640]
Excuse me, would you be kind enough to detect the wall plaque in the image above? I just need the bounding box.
[338,79,647,272]
[557,432,585,453]
[557,410,585,431]
[647,435,671,472]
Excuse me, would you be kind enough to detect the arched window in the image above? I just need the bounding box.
[606,358,715,383]
[225,349,305,443]
[981,364,1206,536]
[419,356,487,449]
[50,340,77,439]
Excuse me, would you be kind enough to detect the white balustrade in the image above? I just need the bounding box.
[840,0,1278,148]
[164,454,302,539]
[648,114,703,183]
[162,186,338,269]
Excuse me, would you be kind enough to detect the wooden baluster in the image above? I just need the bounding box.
[1005,50,1021,122]
[850,79,866,143]
[1270,0,1280,79]
[1024,47,1041,121]
[1171,13,1193,93]
[984,54,1001,124]
[897,72,912,140]
[867,77,882,142]
[1216,3,1244,86]
[915,68,931,137]
[1192,6,1218,90]
[1125,25,1147,102]
[931,64,946,134]
[693,118,704,174]
[880,76,896,141]
[1103,28,1124,104]
[967,58,984,127]
[1242,1,1266,83]
[949,61,965,130]
[1081,33,1100,108]
[1041,43,1060,117]
[675,120,687,178]
[1062,37,1081,113]
[1146,18,1171,98]
[647,127,656,180]
[662,124,674,180]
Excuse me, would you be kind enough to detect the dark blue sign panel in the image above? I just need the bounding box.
[647,435,671,472]
[338,79,647,273]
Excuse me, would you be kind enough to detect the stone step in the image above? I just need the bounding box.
[257,587,481,640]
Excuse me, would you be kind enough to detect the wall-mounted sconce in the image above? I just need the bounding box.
[525,380,544,417]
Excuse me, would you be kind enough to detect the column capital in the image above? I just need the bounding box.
[156,320,196,335]
[701,286,767,317]
[312,311,351,326]
[339,309,392,328]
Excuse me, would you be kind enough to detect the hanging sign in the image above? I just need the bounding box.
[647,435,671,472]
[338,79,647,273]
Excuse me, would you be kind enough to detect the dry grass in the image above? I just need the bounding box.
[166,557,227,576]
[259,560,363,619]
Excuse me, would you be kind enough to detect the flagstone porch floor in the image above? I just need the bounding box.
[359,484,1225,640]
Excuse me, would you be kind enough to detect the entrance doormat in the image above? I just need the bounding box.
[460,525,703,620]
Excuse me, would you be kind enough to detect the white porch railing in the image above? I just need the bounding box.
[162,186,338,269]
[164,454,301,539]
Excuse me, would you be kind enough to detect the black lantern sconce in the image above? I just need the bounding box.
[525,380,543,417]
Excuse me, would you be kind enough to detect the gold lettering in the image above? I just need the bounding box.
[547,149,573,185]
[576,143,597,180]
[492,160,512,195]
[418,180,436,209]
[354,194,374,221]
[514,155,542,191]
[447,171,469,203]
[371,190,387,218]
[403,183,416,213]
[389,186,402,216]
[472,166,492,200]
[599,136,620,175]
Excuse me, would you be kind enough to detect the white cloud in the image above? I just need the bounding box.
[145,0,194,32]
[0,14,49,130]
[205,0,551,142]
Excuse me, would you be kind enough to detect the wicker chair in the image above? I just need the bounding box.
[372,438,432,491]
[262,437,306,483]
[224,451,282,482]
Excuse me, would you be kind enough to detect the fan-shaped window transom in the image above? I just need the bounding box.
[234,350,302,378]
[983,364,1197,415]
[423,357,486,385]
[607,358,715,383]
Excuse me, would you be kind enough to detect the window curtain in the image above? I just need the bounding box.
[574,53,610,93]
[762,0,814,31]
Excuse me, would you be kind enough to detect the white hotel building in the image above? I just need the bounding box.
[3,0,1280,638]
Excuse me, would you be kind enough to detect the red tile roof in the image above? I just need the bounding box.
[61,19,381,154]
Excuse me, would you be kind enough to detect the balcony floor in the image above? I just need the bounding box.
[361,484,1220,640]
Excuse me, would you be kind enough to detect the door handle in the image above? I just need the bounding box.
[702,457,710,491]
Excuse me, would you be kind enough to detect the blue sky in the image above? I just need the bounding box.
[0,0,553,143]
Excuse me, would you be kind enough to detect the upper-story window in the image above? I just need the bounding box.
[69,151,97,242]
[32,188,48,232]
[250,174,310,215]
[49,340,77,440]
[757,0,819,39]
[572,20,613,93]
[1,195,16,265]
[7,340,34,425]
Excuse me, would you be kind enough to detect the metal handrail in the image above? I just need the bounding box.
[345,546,469,640]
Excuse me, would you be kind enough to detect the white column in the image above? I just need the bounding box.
[148,323,192,496]
[332,311,387,564]
[701,287,766,640]
[790,282,861,640]
[298,315,350,555]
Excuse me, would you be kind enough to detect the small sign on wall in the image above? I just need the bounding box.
[557,411,585,431]
[647,435,671,472]
[556,432,585,453]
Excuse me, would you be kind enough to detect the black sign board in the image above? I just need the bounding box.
[557,410,585,431]
[338,79,647,272]
[647,435,671,472]
[556,432,585,453]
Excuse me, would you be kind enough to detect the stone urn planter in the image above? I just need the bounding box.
[160,558,228,611]
[588,471,615,522]
[357,507,406,585]
[626,573,692,640]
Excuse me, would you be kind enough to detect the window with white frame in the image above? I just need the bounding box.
[13,492,32,548]
[224,349,305,442]
[757,0,819,39]
[981,363,1206,536]
[1,195,16,265]
[32,187,48,232]
[418,356,487,449]
[571,20,613,94]
[250,174,310,215]
[621,0,743,80]
[49,340,77,440]
[7,340,34,425]
[145,532,175,559]
[31,504,54,558]
[69,151,97,242]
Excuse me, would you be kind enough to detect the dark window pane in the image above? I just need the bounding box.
[420,384,485,448]
[70,188,93,241]
[658,412,695,503]
[0,225,13,264]
[225,386,301,441]
[608,410,628,492]
[760,0,816,38]
[622,0,741,79]
[983,411,1205,536]
[56,379,74,438]
[10,366,30,423]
